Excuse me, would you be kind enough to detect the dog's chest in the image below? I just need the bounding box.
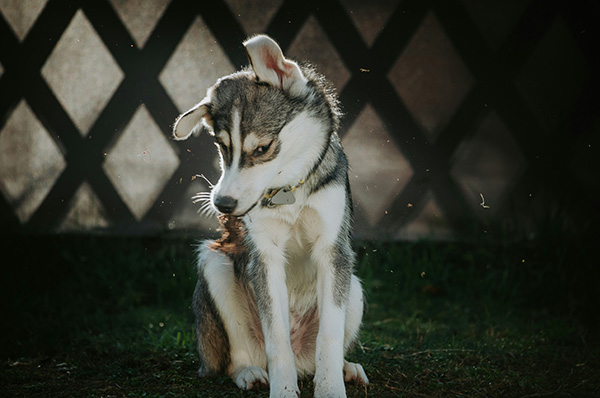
[249,205,323,307]
[285,232,319,313]
[268,194,307,225]
[286,206,334,303]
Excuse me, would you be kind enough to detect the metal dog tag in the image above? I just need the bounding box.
[269,187,296,205]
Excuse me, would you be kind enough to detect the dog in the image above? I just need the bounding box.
[173,34,369,398]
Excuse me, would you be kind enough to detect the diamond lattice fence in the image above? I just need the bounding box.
[1,0,598,239]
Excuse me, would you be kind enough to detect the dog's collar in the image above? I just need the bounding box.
[264,179,305,206]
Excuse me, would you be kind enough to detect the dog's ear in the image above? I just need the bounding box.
[243,35,307,94]
[172,99,212,140]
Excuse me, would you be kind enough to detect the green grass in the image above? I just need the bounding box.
[1,234,598,397]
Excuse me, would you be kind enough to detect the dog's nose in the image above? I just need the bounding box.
[214,196,238,214]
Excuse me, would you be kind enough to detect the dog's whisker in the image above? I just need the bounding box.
[197,202,209,215]
[193,174,215,188]
[194,198,212,215]
[197,200,217,217]
[192,191,212,204]
[191,191,217,217]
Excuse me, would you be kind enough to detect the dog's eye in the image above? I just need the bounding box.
[253,142,272,156]
[215,141,226,152]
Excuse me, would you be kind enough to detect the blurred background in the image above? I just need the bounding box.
[1,0,598,241]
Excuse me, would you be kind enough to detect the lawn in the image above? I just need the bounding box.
[1,233,598,397]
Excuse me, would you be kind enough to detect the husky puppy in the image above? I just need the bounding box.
[173,35,368,398]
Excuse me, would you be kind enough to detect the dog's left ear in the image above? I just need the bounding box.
[244,35,307,95]
[172,98,212,140]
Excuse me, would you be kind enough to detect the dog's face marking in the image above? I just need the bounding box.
[205,103,290,215]
[241,133,278,167]
[214,129,278,170]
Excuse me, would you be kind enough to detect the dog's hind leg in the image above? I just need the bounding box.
[312,247,351,398]
[192,256,230,376]
[194,243,268,390]
[342,275,369,385]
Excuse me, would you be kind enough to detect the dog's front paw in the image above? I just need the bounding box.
[343,361,369,385]
[269,376,300,398]
[313,375,346,398]
[233,366,269,390]
[270,385,300,398]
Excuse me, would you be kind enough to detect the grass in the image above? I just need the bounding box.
[1,233,598,397]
